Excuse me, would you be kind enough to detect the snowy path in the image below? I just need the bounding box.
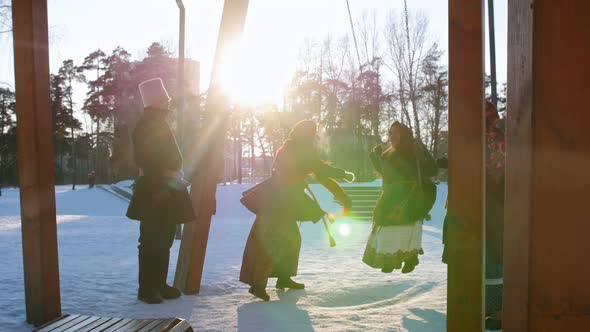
[1,183,448,332]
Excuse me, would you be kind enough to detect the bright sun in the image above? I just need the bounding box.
[219,40,290,106]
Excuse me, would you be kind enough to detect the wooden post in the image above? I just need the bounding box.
[502,1,533,330]
[12,0,61,326]
[174,0,186,241]
[503,1,590,331]
[175,0,249,294]
[487,0,498,109]
[176,0,185,141]
[447,0,485,331]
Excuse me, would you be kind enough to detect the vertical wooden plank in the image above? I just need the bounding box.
[175,0,249,294]
[176,1,185,144]
[11,0,61,326]
[530,2,590,329]
[504,1,590,331]
[503,0,533,331]
[447,0,485,331]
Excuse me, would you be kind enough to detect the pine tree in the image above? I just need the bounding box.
[421,44,448,157]
[0,87,16,194]
[58,59,85,188]
[50,74,82,183]
[101,46,135,181]
[80,49,109,181]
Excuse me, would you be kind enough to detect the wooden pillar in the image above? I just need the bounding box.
[447,0,485,331]
[503,1,590,331]
[175,0,249,294]
[174,0,186,241]
[12,0,61,326]
[502,0,533,330]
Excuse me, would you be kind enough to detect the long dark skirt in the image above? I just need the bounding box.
[239,214,302,286]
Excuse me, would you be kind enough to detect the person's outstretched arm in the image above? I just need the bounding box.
[369,144,384,177]
[311,159,353,214]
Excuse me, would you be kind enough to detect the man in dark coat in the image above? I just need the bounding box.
[240,120,354,301]
[126,78,195,304]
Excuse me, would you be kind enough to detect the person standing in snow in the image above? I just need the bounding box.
[363,122,437,273]
[240,120,354,301]
[440,100,505,330]
[482,100,506,330]
[126,78,195,304]
[88,170,96,188]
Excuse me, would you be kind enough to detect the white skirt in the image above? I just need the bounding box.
[362,221,423,270]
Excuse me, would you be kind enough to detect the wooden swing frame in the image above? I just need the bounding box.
[11,0,486,329]
[14,0,590,331]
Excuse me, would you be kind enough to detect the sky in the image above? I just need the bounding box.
[0,0,507,115]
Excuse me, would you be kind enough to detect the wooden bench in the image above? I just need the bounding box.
[32,314,193,332]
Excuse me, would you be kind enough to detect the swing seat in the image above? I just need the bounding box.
[32,314,193,332]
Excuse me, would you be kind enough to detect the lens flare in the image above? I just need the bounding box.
[218,40,286,106]
[338,224,350,237]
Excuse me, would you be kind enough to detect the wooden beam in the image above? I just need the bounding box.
[11,0,61,326]
[447,0,485,331]
[504,1,590,331]
[502,0,533,330]
[174,0,249,294]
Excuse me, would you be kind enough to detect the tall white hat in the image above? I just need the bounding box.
[138,78,171,109]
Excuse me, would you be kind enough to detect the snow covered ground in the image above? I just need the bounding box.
[1,182,448,332]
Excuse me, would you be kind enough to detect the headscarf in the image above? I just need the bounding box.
[288,120,317,142]
[389,121,415,155]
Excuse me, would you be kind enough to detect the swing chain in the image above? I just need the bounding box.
[345,0,363,71]
[404,0,413,93]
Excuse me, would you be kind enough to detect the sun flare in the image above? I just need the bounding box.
[338,223,351,237]
[218,41,288,106]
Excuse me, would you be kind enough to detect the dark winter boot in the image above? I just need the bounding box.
[160,284,181,299]
[249,282,270,301]
[381,267,394,273]
[276,277,305,290]
[381,264,395,273]
[138,252,163,304]
[158,251,181,300]
[402,256,419,274]
[138,291,163,304]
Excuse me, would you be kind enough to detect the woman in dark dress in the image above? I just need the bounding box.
[126,78,195,304]
[240,120,354,301]
[363,122,437,273]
